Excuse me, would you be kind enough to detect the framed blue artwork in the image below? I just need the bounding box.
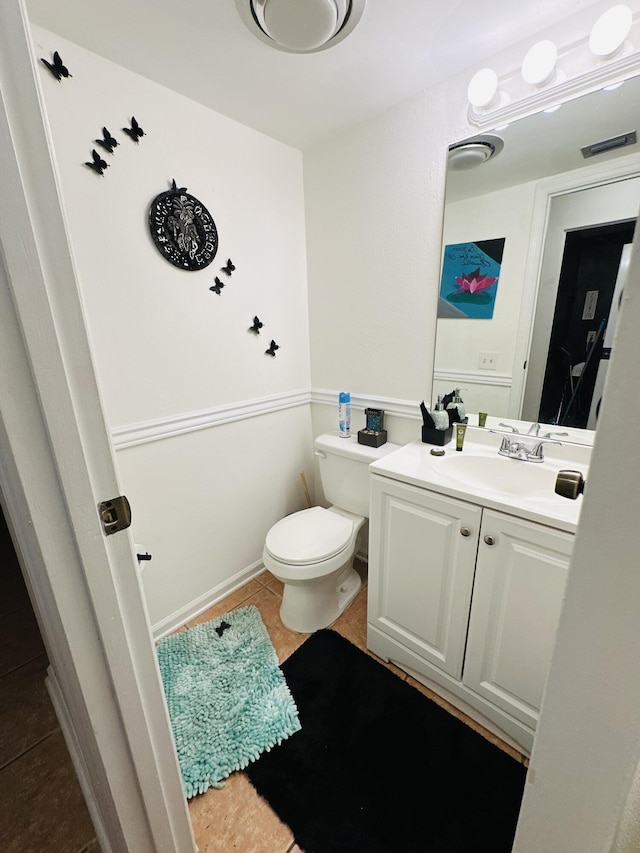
[438,238,505,319]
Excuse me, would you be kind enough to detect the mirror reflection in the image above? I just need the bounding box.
[435,75,640,441]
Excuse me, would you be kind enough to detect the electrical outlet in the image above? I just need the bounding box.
[478,351,498,370]
[587,330,597,346]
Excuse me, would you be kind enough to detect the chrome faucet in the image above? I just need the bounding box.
[497,421,541,436]
[494,433,563,463]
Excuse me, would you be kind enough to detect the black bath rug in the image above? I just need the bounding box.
[246,629,527,853]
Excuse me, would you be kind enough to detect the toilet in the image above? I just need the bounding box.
[263,432,399,633]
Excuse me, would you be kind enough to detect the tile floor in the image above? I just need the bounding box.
[0,509,98,853]
[184,559,529,853]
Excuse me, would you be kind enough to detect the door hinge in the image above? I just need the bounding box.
[99,495,132,535]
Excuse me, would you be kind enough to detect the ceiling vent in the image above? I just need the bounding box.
[235,0,366,54]
[581,131,637,158]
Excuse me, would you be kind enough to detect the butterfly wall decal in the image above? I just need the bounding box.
[250,316,263,334]
[84,149,109,176]
[209,277,225,295]
[122,116,145,143]
[265,340,280,357]
[221,258,235,276]
[95,127,118,154]
[41,51,71,81]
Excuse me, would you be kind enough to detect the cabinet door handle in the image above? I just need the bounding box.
[460,526,472,537]
[483,534,496,546]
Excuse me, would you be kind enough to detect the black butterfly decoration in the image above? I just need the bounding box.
[95,127,118,154]
[209,277,225,295]
[84,149,109,176]
[122,116,145,143]
[215,620,231,637]
[265,339,280,357]
[250,316,263,334]
[41,51,71,81]
[221,258,235,276]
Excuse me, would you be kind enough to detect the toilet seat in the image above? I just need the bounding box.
[264,506,353,565]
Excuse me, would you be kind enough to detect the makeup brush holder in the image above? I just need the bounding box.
[422,425,453,446]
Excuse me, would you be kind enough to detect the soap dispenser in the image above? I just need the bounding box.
[447,388,466,422]
[432,395,449,430]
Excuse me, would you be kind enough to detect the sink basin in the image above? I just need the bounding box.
[436,453,560,499]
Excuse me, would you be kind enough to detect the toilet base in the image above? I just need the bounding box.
[279,565,362,634]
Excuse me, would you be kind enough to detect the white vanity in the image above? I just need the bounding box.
[366,425,590,754]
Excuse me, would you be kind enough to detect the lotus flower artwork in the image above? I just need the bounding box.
[438,238,505,319]
[454,268,497,295]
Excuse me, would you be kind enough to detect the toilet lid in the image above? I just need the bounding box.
[265,506,353,565]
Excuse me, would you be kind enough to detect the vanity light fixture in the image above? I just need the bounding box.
[234,0,366,53]
[589,4,632,59]
[467,68,499,109]
[521,40,558,86]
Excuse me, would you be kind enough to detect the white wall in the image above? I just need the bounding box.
[33,27,314,628]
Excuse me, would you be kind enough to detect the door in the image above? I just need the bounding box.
[368,476,481,678]
[462,510,572,730]
[0,2,194,850]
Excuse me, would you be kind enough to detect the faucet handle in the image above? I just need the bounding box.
[541,430,569,439]
[498,422,520,434]
[529,438,563,460]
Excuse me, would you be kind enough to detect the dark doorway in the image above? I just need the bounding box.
[537,219,635,428]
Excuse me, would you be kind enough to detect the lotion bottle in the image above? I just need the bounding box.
[431,395,449,431]
[447,388,466,421]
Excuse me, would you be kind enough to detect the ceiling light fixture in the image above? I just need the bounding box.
[448,135,504,171]
[589,4,632,59]
[467,68,499,109]
[521,40,558,86]
[235,0,366,53]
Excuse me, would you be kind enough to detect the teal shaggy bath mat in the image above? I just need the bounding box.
[156,605,301,798]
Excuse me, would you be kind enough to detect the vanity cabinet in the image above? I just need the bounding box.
[367,473,573,752]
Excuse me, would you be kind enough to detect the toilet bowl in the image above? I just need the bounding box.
[262,432,400,633]
[263,505,364,633]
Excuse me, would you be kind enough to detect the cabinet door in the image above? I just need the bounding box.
[368,475,481,679]
[463,509,572,729]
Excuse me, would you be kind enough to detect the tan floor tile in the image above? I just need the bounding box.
[189,768,294,852]
[186,580,264,628]
[0,729,95,852]
[0,655,59,770]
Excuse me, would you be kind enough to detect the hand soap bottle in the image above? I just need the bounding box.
[447,388,466,421]
[432,395,449,430]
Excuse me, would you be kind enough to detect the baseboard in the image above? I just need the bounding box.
[46,667,113,853]
[151,557,266,640]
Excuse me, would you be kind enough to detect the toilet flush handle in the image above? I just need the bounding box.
[314,449,327,458]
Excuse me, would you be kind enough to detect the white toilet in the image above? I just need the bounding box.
[263,432,399,633]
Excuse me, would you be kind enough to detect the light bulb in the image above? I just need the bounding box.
[521,40,558,86]
[467,68,498,109]
[589,5,632,59]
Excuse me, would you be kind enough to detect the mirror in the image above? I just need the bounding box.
[435,75,640,444]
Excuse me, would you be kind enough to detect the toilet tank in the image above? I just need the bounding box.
[314,433,400,517]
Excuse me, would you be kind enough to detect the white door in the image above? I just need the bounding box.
[368,476,481,678]
[463,510,572,730]
[0,2,194,850]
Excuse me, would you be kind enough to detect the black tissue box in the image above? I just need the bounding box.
[358,428,388,448]
[422,425,453,446]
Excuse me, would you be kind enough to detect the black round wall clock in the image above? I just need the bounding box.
[148,180,218,271]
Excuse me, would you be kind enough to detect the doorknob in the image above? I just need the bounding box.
[555,469,586,500]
